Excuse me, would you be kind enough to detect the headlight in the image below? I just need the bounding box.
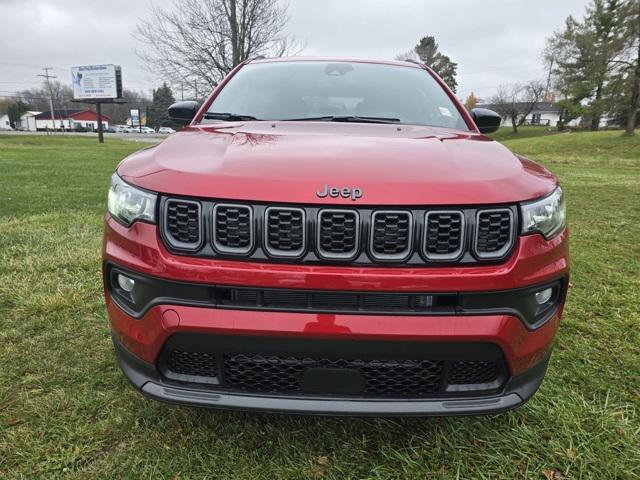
[107,173,157,226]
[520,186,566,239]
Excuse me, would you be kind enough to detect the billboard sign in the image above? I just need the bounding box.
[71,64,122,100]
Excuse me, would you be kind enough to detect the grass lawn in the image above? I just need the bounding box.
[488,126,562,142]
[0,132,639,479]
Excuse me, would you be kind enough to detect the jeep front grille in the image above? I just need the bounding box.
[212,204,253,254]
[370,211,413,261]
[424,211,464,260]
[474,209,514,259]
[160,198,517,265]
[264,207,305,257]
[163,199,202,251]
[317,209,359,259]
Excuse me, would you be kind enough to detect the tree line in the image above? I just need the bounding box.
[2,0,637,134]
[545,0,639,134]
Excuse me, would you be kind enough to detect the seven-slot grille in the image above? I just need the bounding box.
[317,209,359,259]
[213,204,253,254]
[161,198,517,265]
[264,207,306,257]
[474,209,514,259]
[370,211,413,260]
[424,211,464,260]
[163,200,202,250]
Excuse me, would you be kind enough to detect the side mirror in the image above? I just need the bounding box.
[470,108,501,134]
[168,100,199,124]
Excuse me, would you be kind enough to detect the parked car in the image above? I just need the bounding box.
[112,125,128,133]
[123,126,139,133]
[139,126,156,134]
[104,57,569,416]
[158,126,176,134]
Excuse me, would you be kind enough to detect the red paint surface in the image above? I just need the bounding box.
[107,295,561,376]
[103,217,569,292]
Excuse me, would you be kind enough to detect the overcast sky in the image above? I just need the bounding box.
[0,0,590,102]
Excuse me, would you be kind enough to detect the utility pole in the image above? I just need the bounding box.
[38,67,57,134]
[181,82,184,101]
[544,56,554,102]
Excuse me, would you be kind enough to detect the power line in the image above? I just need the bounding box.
[457,62,541,77]
[0,60,45,69]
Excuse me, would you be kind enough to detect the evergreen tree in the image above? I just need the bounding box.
[146,83,176,129]
[7,101,28,129]
[396,36,458,92]
[619,0,640,133]
[414,36,458,92]
[545,0,629,130]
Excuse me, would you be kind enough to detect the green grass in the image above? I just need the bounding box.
[488,126,562,142]
[1,133,639,479]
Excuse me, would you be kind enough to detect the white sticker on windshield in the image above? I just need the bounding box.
[439,107,452,117]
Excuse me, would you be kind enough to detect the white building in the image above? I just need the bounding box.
[18,111,40,131]
[0,111,40,130]
[34,109,110,130]
[476,102,613,129]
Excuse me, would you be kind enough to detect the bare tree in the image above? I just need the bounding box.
[135,0,301,93]
[490,81,546,133]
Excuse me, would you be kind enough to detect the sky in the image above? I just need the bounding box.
[0,0,591,102]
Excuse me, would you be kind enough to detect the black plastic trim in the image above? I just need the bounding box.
[160,198,204,252]
[105,262,567,331]
[157,334,508,397]
[157,195,519,267]
[112,333,553,416]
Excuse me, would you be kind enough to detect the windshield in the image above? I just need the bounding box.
[204,61,470,130]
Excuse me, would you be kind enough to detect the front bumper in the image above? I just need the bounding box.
[104,216,569,415]
[113,332,551,416]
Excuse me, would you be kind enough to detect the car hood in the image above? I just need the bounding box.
[118,122,557,205]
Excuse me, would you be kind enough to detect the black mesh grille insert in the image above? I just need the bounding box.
[265,208,305,256]
[371,211,412,259]
[159,338,507,398]
[317,210,358,258]
[213,204,252,253]
[165,200,201,247]
[425,211,464,258]
[449,360,499,384]
[167,350,217,378]
[222,354,444,396]
[475,210,513,256]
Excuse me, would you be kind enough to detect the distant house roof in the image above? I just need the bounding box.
[477,102,562,114]
[35,109,110,121]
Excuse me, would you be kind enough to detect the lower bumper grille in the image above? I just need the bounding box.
[222,354,444,396]
[159,336,507,398]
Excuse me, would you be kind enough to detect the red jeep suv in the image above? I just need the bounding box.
[103,57,568,415]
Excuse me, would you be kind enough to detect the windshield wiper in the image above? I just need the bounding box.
[203,112,261,121]
[283,115,401,124]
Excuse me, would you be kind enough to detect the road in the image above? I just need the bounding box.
[0,130,167,144]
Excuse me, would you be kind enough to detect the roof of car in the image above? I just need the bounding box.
[247,56,424,69]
